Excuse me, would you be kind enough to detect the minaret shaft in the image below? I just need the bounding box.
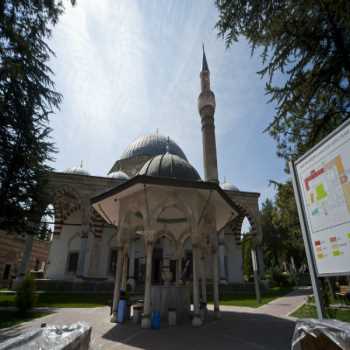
[198,49,219,183]
[201,113,219,182]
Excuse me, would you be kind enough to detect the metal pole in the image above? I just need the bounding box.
[289,160,325,319]
[251,248,261,304]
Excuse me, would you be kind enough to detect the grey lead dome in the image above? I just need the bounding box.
[108,171,129,180]
[64,166,90,176]
[139,153,201,181]
[120,134,188,161]
[221,181,239,191]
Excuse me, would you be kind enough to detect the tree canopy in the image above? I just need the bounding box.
[260,182,305,271]
[215,0,350,168]
[0,1,65,234]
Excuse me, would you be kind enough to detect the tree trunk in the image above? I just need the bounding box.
[16,234,34,281]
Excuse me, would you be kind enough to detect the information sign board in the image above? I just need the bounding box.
[295,120,350,276]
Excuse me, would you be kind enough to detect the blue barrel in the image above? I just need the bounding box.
[117,299,127,323]
[151,311,160,329]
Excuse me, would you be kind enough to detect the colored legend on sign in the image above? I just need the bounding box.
[333,250,342,256]
[314,240,326,259]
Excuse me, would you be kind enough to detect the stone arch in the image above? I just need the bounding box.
[90,207,105,238]
[107,228,118,248]
[150,195,194,231]
[228,203,259,246]
[178,230,191,248]
[154,229,176,245]
[67,231,80,251]
[52,185,83,236]
[153,230,177,261]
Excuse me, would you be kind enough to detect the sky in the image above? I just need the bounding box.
[48,0,287,205]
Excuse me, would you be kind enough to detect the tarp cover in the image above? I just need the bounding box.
[0,321,91,350]
[292,318,350,350]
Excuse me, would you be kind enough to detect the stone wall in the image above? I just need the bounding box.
[0,231,49,288]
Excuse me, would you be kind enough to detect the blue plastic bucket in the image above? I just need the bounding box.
[151,311,161,329]
[117,299,127,323]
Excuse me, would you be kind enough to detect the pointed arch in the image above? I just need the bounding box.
[51,185,83,236]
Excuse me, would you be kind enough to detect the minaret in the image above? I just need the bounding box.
[198,45,219,183]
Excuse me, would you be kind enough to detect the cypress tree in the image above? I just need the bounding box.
[0,1,65,234]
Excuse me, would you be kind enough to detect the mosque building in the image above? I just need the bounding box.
[44,49,263,317]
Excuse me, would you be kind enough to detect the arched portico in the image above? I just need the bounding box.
[92,175,242,328]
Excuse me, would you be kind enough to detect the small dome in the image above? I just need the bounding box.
[139,153,201,181]
[64,166,90,176]
[108,171,129,181]
[120,134,187,161]
[221,181,239,191]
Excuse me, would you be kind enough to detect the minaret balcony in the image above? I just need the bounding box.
[198,90,216,116]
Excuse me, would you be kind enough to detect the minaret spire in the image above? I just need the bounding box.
[202,43,209,71]
[198,46,219,183]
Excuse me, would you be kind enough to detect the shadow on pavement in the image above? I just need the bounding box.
[102,310,296,350]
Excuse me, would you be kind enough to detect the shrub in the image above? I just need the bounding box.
[269,267,295,287]
[15,275,37,314]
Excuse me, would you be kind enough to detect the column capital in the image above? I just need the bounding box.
[218,231,225,245]
[80,230,89,239]
[144,230,157,246]
[191,232,203,248]
[175,245,184,259]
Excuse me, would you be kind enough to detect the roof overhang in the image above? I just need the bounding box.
[91,175,242,232]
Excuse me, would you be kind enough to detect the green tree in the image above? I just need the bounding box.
[15,274,37,314]
[272,181,305,267]
[260,185,306,271]
[215,0,350,168]
[0,1,67,234]
[260,198,282,268]
[241,234,253,281]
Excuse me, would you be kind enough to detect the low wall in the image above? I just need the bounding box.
[35,279,115,293]
[34,279,267,295]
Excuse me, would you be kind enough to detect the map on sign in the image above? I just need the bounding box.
[304,155,350,233]
[296,122,350,276]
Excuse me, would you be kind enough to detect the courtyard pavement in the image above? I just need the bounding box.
[0,288,311,349]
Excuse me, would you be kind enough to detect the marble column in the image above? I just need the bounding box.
[218,232,227,284]
[127,240,136,291]
[192,242,202,327]
[77,203,90,277]
[141,234,154,329]
[111,246,124,322]
[77,230,88,277]
[162,257,172,286]
[121,248,128,290]
[212,243,221,319]
[176,258,182,286]
[200,252,207,304]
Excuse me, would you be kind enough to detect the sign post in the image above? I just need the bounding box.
[290,161,325,319]
[290,119,350,319]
